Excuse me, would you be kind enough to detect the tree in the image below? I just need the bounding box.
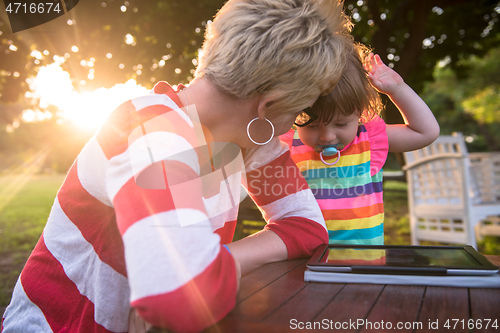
[424,46,500,151]
[344,0,500,125]
[0,0,225,124]
[461,46,500,136]
[1,0,499,128]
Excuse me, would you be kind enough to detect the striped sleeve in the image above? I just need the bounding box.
[244,138,328,259]
[103,90,237,331]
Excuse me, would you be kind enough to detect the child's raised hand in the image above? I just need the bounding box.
[364,53,405,95]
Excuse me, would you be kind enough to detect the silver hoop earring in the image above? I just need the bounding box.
[246,117,275,145]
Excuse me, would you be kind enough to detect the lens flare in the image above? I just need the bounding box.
[27,62,149,131]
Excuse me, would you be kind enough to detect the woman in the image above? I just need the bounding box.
[2,0,353,332]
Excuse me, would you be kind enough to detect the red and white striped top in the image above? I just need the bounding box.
[1,82,327,333]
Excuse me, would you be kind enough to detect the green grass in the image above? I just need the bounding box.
[0,174,65,312]
[0,174,64,253]
[383,180,412,245]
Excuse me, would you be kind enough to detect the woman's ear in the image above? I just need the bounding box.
[256,91,284,120]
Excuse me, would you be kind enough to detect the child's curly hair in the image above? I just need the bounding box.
[310,42,384,125]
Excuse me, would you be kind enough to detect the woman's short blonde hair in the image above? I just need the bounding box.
[310,42,384,125]
[195,0,353,119]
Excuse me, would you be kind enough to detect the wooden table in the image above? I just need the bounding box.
[204,255,500,332]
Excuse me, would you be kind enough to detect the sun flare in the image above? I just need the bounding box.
[25,61,150,130]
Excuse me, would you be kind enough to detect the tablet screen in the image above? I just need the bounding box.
[323,247,481,268]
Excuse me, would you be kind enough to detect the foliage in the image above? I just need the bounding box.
[343,0,500,124]
[344,0,500,84]
[0,0,225,123]
[462,86,500,124]
[460,47,500,127]
[0,118,92,173]
[421,46,500,151]
[0,0,499,169]
[1,0,500,126]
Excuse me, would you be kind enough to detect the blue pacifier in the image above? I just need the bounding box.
[315,143,344,165]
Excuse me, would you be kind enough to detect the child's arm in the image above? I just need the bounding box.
[365,53,440,152]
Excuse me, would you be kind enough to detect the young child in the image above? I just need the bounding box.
[282,44,440,245]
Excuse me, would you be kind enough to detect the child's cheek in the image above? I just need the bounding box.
[297,127,317,149]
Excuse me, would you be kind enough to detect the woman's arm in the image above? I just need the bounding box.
[234,139,328,276]
[365,53,440,152]
[227,229,288,276]
[108,101,239,332]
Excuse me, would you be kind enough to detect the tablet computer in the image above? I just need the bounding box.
[307,244,499,276]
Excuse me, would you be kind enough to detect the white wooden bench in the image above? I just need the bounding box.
[403,133,500,249]
[469,152,500,240]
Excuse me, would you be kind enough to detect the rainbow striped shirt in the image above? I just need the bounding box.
[281,116,388,245]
